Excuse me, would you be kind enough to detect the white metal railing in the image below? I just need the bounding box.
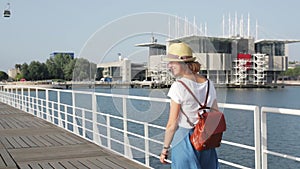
[0,85,299,169]
[261,107,300,169]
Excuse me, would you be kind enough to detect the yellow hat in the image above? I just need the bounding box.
[164,42,196,62]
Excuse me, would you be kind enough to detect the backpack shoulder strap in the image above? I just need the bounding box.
[177,79,211,127]
[177,79,210,110]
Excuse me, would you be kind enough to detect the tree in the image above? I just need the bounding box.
[15,64,21,70]
[21,63,29,80]
[72,58,97,81]
[280,67,300,79]
[46,53,73,79]
[15,73,23,81]
[0,71,8,81]
[64,59,76,81]
[27,61,49,80]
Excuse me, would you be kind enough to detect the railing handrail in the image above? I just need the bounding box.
[261,106,300,169]
[0,85,299,169]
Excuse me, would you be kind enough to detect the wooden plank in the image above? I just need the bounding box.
[0,149,17,168]
[19,136,38,148]
[0,141,4,149]
[59,161,78,169]
[26,136,46,147]
[38,161,56,169]
[59,133,83,144]
[106,156,144,169]
[5,137,21,149]
[4,119,17,129]
[55,134,73,145]
[1,120,10,129]
[78,159,102,169]
[33,135,52,147]
[52,134,71,145]
[12,118,27,128]
[87,158,116,169]
[6,118,18,129]
[9,144,108,162]
[28,162,42,169]
[17,163,31,169]
[68,160,89,169]
[0,120,5,129]
[53,133,76,145]
[93,157,124,169]
[48,161,68,169]
[12,136,30,148]
[0,155,7,168]
[40,135,61,146]
[0,137,13,149]
[29,121,44,128]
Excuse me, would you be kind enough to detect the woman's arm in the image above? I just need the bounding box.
[160,99,180,164]
[211,99,219,112]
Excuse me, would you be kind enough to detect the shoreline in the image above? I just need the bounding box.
[1,80,300,89]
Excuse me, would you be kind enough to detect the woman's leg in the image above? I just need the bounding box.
[195,148,219,169]
[171,133,201,169]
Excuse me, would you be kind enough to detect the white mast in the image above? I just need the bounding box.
[193,16,196,35]
[255,20,258,40]
[231,17,234,37]
[184,16,187,36]
[178,16,180,37]
[247,13,250,38]
[228,13,231,37]
[240,14,244,37]
[168,16,171,39]
[199,23,203,36]
[235,12,238,36]
[174,16,177,38]
[205,22,207,36]
[222,14,225,37]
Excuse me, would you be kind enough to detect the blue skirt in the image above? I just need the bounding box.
[171,127,219,169]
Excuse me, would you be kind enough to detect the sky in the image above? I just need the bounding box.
[1,0,300,72]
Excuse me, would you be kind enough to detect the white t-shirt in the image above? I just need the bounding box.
[167,77,217,129]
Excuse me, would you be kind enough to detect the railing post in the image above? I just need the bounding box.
[13,88,16,107]
[57,91,63,128]
[17,88,21,109]
[261,107,268,169]
[36,88,39,117]
[46,89,51,122]
[21,88,25,111]
[92,93,101,145]
[82,109,86,138]
[107,115,111,149]
[123,96,133,159]
[72,91,79,135]
[254,106,261,169]
[144,122,150,167]
[28,87,33,114]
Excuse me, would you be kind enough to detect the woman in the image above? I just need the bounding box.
[160,42,220,168]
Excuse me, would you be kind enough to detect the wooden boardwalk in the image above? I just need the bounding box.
[0,102,149,169]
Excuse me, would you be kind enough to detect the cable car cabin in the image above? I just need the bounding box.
[3,10,11,18]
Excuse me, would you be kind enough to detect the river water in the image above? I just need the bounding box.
[40,86,300,168]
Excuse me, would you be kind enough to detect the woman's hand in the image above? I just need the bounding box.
[160,149,170,164]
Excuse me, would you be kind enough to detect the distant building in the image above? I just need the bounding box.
[97,57,146,82]
[134,35,300,87]
[288,61,300,69]
[50,52,75,59]
[167,36,300,86]
[8,68,20,79]
[135,42,173,84]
